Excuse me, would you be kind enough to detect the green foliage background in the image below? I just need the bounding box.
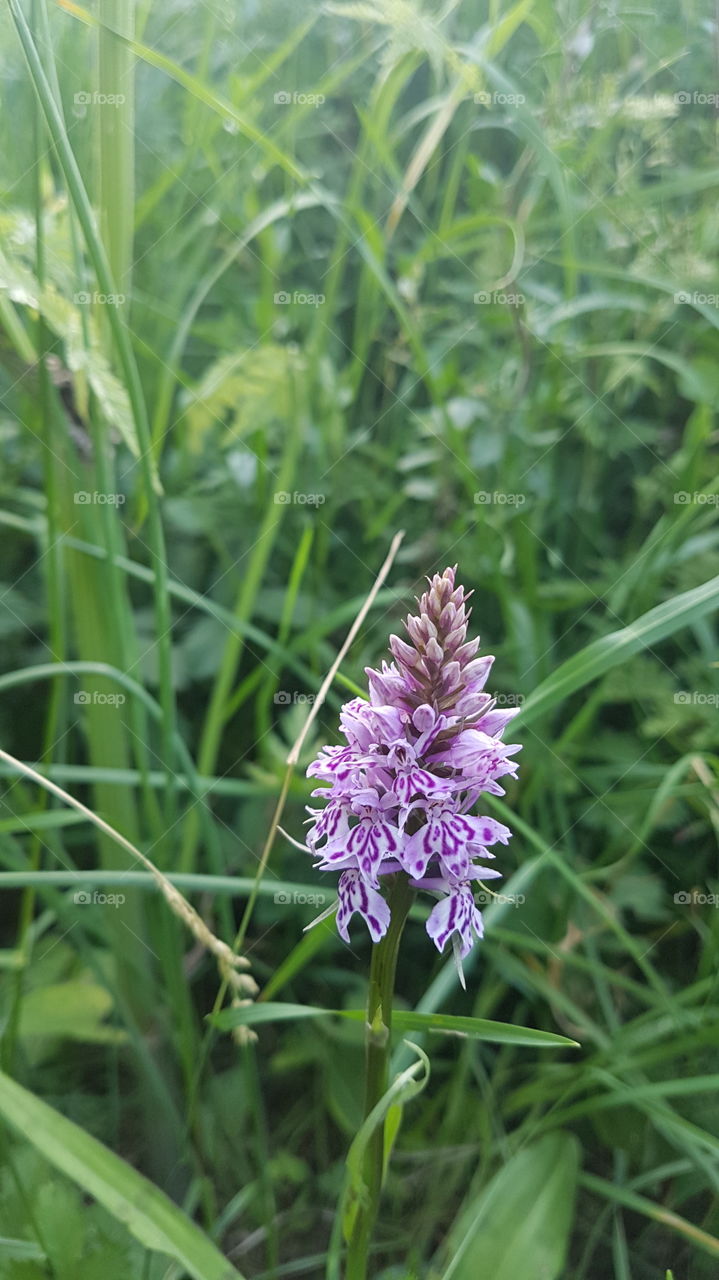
[0,0,718,1276]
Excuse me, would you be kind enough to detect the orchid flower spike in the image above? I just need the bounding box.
[303,566,521,978]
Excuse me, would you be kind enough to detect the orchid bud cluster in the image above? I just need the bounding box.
[304,567,521,970]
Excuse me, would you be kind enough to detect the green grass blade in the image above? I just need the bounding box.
[211,1002,579,1048]
[580,1171,719,1259]
[516,573,719,727]
[0,1071,246,1279]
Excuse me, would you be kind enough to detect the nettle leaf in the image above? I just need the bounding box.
[183,344,306,448]
[0,248,141,460]
[0,1149,138,1278]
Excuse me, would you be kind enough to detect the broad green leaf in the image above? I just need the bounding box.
[440,1132,580,1280]
[0,1072,245,1280]
[211,1002,579,1049]
[18,981,127,1045]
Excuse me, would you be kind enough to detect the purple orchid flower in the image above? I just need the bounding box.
[301,566,522,978]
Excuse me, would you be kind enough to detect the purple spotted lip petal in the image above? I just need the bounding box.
[336,870,390,944]
[302,566,522,969]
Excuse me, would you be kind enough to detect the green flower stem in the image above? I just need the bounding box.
[347,875,414,1280]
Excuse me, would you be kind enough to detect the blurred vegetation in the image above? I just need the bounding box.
[0,0,718,1276]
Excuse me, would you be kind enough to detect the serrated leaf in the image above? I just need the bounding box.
[0,248,143,464]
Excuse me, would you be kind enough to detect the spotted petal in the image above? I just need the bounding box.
[426,884,483,959]
[346,816,401,882]
[402,810,483,879]
[336,870,390,943]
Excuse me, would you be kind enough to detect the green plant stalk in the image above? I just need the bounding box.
[253,523,314,738]
[30,0,162,848]
[2,36,69,1069]
[7,0,178,831]
[97,0,135,300]
[63,545,147,945]
[91,0,163,839]
[346,875,414,1280]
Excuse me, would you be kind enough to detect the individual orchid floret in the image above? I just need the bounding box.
[300,566,521,978]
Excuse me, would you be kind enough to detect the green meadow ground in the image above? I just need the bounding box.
[0,0,718,1276]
